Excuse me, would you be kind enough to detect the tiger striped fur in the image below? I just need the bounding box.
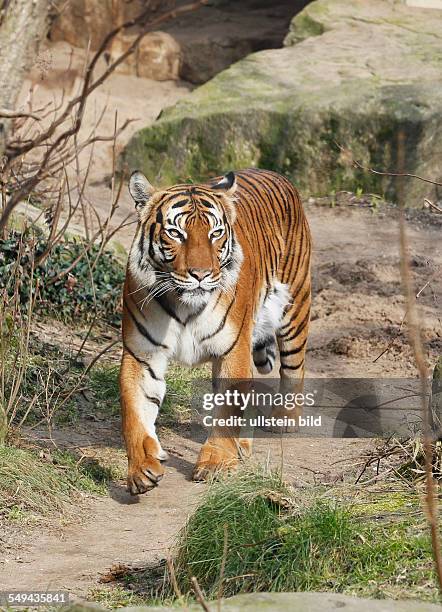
[120,168,311,494]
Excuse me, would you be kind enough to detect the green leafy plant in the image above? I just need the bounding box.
[0,229,125,325]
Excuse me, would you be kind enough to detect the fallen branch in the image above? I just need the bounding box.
[424,199,442,215]
[191,577,211,612]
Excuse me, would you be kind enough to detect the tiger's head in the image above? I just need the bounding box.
[128,171,243,308]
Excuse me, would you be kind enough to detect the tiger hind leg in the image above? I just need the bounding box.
[252,335,276,375]
[252,282,290,375]
[272,286,311,431]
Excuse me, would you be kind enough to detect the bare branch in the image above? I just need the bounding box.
[191,576,211,612]
[335,142,442,188]
[398,189,442,591]
[0,108,41,121]
[0,0,208,233]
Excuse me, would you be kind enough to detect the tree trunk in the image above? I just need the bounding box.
[0,0,51,154]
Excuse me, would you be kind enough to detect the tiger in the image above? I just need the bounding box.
[120,168,312,495]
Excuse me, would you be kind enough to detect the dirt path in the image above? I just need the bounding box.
[0,431,368,597]
[0,447,198,595]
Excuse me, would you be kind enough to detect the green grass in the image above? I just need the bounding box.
[161,363,209,427]
[88,586,148,609]
[88,361,208,427]
[88,364,121,417]
[0,327,81,432]
[0,446,112,523]
[51,450,116,495]
[2,323,207,433]
[166,466,439,603]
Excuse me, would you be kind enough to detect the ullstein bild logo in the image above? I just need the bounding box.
[190,378,442,439]
[202,413,322,430]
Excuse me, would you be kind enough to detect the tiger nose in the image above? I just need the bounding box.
[188,268,211,281]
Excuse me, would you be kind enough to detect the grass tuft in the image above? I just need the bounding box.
[0,446,73,520]
[89,586,147,609]
[160,363,208,427]
[167,465,438,602]
[87,362,209,426]
[0,445,111,523]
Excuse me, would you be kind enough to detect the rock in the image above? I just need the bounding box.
[50,0,297,84]
[50,0,144,49]
[122,0,442,207]
[161,1,296,85]
[109,32,181,81]
[51,0,181,81]
[195,591,442,611]
[61,592,442,611]
[136,32,181,81]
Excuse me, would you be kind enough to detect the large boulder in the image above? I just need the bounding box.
[108,32,181,81]
[50,0,181,81]
[121,0,442,206]
[50,0,144,49]
[49,0,297,84]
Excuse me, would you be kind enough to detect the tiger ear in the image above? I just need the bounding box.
[129,171,155,211]
[212,171,237,196]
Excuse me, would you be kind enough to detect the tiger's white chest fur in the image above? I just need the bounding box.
[173,321,208,365]
[172,281,289,366]
[131,280,290,368]
[173,311,235,366]
[136,292,235,366]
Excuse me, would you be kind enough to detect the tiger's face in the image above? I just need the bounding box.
[128,171,242,308]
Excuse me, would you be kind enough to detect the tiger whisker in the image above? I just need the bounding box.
[138,280,175,311]
[128,283,154,296]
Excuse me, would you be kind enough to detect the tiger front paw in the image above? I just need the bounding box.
[127,436,165,495]
[192,439,238,482]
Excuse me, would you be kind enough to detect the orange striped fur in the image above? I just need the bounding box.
[120,168,311,494]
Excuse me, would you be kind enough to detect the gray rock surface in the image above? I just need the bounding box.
[63,592,442,611]
[122,0,442,206]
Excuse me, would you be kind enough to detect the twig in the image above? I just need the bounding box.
[167,557,183,601]
[373,271,439,363]
[424,199,442,215]
[191,576,211,612]
[55,339,120,413]
[373,310,407,363]
[0,108,41,121]
[217,524,228,611]
[335,142,442,187]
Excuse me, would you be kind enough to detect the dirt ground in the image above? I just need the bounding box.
[2,41,441,601]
